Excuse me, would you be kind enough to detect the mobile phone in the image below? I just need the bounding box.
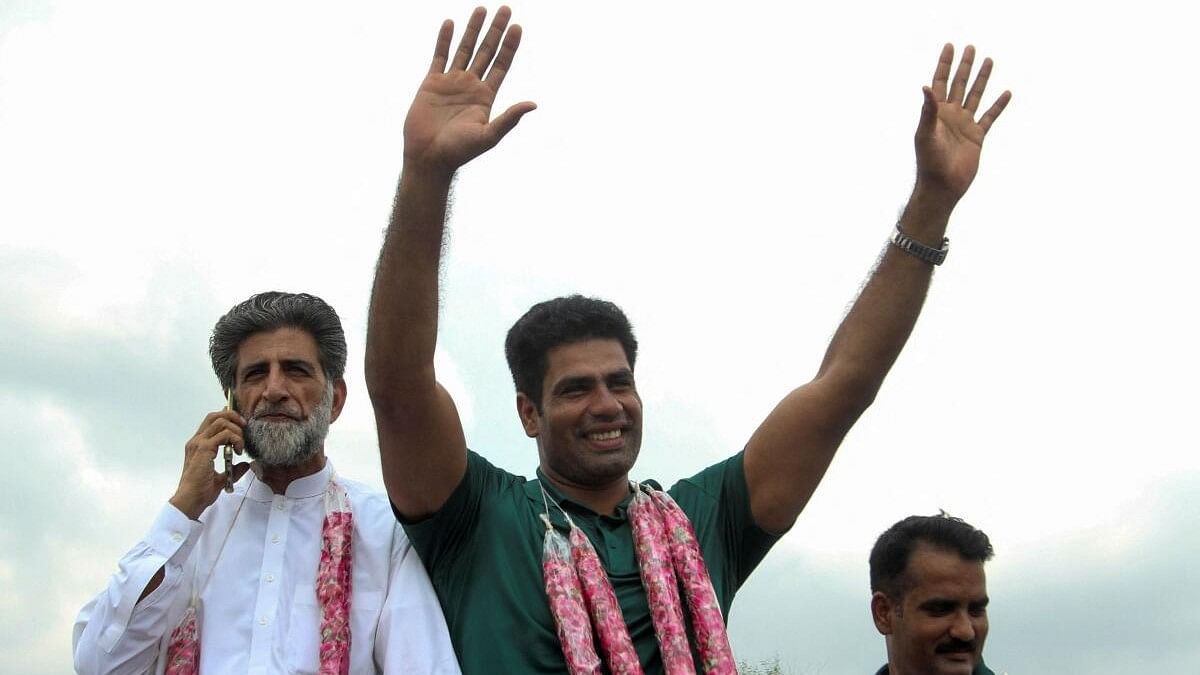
[223,388,235,493]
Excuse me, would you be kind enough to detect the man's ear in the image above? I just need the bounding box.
[516,392,540,438]
[871,591,896,635]
[329,378,348,423]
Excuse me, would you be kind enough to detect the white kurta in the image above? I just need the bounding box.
[73,461,460,675]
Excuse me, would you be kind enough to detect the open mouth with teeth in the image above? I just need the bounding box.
[588,429,622,441]
[582,428,628,450]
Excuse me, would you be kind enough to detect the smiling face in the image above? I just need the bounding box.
[517,338,643,497]
[234,327,346,467]
[872,543,989,675]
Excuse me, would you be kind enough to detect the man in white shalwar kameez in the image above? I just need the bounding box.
[73,291,460,675]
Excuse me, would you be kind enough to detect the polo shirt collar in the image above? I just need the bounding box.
[524,467,661,522]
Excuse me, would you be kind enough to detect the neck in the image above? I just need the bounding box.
[540,469,632,516]
[254,450,327,494]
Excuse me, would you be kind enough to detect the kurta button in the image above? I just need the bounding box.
[265,574,274,583]
[170,532,183,543]
[271,535,280,544]
[259,616,269,626]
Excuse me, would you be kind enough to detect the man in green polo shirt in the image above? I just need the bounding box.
[869,514,997,675]
[366,6,1011,673]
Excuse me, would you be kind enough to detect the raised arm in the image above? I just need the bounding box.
[743,44,1011,534]
[366,6,535,520]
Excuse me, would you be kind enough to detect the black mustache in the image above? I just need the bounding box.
[935,639,975,654]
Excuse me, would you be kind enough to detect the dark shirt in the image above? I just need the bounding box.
[874,658,995,675]
[400,450,779,674]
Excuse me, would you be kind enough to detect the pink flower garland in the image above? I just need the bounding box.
[316,479,354,675]
[569,527,645,675]
[628,489,696,675]
[649,491,736,675]
[541,483,738,675]
[164,606,199,675]
[542,515,604,675]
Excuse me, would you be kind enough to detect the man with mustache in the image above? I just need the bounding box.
[73,292,459,674]
[367,6,1011,673]
[870,514,996,675]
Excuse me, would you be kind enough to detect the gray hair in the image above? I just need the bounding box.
[209,291,347,390]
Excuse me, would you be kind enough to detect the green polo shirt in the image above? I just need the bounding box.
[401,450,779,674]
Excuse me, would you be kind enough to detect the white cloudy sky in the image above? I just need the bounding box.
[2,0,1198,673]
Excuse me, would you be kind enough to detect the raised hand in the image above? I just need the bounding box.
[914,44,1012,202]
[403,6,536,176]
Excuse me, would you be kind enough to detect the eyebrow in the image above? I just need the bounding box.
[551,368,634,394]
[552,375,597,393]
[606,369,634,382]
[918,598,954,610]
[237,357,317,379]
[918,596,990,610]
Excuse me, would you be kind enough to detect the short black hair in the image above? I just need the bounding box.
[209,291,347,390]
[869,512,994,600]
[504,295,638,410]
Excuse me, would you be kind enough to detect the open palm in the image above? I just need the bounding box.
[914,44,1011,200]
[403,6,536,174]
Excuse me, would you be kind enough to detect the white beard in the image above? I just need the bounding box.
[244,383,332,467]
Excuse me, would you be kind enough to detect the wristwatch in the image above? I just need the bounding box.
[891,225,949,265]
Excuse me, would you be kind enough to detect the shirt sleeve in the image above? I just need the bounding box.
[72,502,202,675]
[395,450,519,582]
[374,527,462,674]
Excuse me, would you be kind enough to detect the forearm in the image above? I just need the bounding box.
[365,164,454,402]
[74,592,169,675]
[73,504,199,674]
[816,183,957,401]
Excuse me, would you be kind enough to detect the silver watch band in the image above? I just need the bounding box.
[891,225,949,265]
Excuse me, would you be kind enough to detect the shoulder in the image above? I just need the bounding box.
[462,449,530,500]
[668,452,745,501]
[466,449,524,481]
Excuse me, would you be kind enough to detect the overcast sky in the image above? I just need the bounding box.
[2,1,1198,673]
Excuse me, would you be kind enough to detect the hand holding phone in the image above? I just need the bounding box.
[170,404,246,520]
